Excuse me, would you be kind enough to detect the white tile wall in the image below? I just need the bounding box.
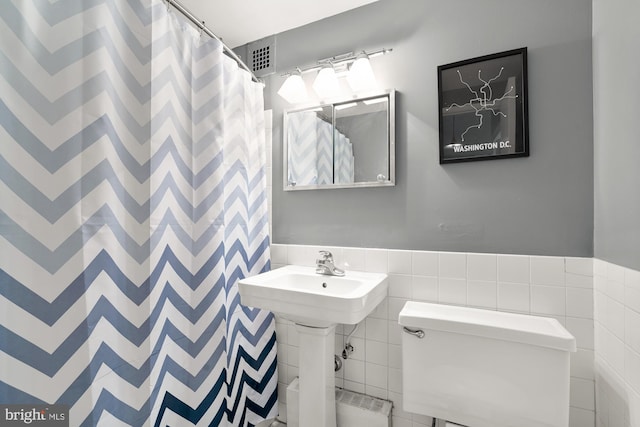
[269,244,596,426]
[497,254,530,284]
[467,253,497,282]
[594,259,640,427]
[531,256,566,286]
[497,282,530,313]
[388,250,412,275]
[467,280,497,309]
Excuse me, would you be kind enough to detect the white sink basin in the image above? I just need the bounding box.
[238,265,388,327]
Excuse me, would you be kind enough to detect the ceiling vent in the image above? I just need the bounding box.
[247,35,276,77]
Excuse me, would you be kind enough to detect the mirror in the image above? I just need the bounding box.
[284,90,395,191]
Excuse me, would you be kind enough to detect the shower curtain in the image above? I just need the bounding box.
[0,1,277,426]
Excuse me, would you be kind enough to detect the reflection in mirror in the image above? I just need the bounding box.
[284,90,395,191]
[335,97,388,183]
[286,105,334,187]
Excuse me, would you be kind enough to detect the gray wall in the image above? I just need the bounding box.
[259,0,594,256]
[593,0,640,271]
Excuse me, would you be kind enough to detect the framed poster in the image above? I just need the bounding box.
[438,48,529,164]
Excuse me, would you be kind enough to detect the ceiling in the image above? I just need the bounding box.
[176,0,380,48]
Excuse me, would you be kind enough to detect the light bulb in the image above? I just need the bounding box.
[277,71,308,104]
[347,53,377,93]
[312,64,340,99]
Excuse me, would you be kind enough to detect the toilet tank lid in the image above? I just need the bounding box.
[398,301,576,352]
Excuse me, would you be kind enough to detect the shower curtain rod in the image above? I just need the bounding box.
[165,0,262,84]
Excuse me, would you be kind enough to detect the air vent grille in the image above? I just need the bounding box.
[252,46,270,71]
[247,36,276,77]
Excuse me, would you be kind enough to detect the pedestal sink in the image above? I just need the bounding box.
[238,265,388,427]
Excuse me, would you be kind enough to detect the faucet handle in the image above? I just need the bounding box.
[318,250,333,261]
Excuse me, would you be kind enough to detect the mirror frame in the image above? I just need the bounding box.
[283,89,396,191]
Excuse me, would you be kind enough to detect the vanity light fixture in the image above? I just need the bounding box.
[277,69,308,104]
[276,48,392,104]
[347,51,377,93]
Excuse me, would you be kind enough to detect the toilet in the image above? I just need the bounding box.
[399,301,576,427]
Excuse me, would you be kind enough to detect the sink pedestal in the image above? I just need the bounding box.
[295,323,337,427]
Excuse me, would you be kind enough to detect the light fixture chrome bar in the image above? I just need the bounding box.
[317,52,355,66]
[165,0,261,84]
[281,48,393,77]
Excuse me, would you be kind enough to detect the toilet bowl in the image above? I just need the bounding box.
[399,301,576,427]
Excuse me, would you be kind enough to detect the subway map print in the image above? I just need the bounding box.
[438,48,529,163]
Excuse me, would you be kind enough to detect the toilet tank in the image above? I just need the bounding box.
[399,302,576,427]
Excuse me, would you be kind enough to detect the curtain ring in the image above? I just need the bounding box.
[200,21,205,37]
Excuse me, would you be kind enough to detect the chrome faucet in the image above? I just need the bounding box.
[315,250,345,277]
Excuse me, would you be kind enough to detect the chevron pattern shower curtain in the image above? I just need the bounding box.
[0,1,277,426]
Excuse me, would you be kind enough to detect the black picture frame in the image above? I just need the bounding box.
[438,48,529,164]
